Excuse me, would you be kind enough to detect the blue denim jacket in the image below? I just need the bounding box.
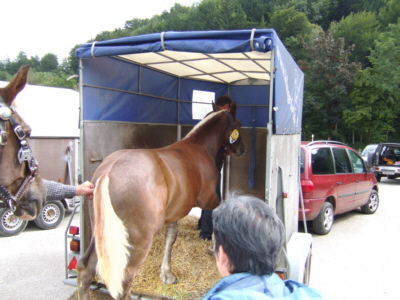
[201,273,323,300]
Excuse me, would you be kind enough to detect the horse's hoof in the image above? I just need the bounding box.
[160,272,177,285]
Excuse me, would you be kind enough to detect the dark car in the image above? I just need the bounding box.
[367,143,400,181]
[300,141,379,235]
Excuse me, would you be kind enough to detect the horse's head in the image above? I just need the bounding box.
[0,65,46,220]
[212,101,245,157]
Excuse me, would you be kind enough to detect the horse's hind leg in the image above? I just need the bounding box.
[118,242,155,300]
[77,237,98,300]
[160,221,178,284]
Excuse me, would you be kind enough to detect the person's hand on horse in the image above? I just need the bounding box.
[76,181,94,199]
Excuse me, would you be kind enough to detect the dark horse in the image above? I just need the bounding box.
[0,65,46,224]
[77,102,245,299]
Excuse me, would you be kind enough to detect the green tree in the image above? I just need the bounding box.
[192,0,247,30]
[5,52,30,75]
[332,11,381,67]
[64,45,80,76]
[124,18,151,31]
[325,0,385,29]
[40,53,58,72]
[28,55,41,70]
[93,28,127,42]
[0,71,11,81]
[158,4,194,31]
[269,6,319,61]
[239,0,269,26]
[378,0,400,26]
[271,0,331,24]
[301,28,361,140]
[344,21,400,143]
[349,0,386,12]
[269,7,312,41]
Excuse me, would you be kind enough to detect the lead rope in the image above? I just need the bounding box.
[248,107,256,188]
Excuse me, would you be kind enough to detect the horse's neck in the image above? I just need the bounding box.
[182,116,227,159]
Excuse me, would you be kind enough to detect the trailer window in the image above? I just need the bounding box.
[192,90,215,120]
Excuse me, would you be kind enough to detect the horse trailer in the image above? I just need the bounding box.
[64,29,312,298]
[0,82,80,237]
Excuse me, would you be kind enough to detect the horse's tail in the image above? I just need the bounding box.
[93,174,131,299]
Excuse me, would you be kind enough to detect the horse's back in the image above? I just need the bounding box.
[91,145,218,222]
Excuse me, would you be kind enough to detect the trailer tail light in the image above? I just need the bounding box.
[70,239,80,252]
[67,256,78,270]
[301,180,315,193]
[69,226,79,235]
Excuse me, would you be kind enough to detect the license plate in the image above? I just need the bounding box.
[383,171,395,175]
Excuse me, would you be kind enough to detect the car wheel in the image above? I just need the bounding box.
[33,201,65,230]
[0,207,28,237]
[375,174,381,182]
[361,190,379,214]
[312,202,334,235]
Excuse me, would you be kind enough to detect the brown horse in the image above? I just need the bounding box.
[77,101,245,299]
[0,65,46,222]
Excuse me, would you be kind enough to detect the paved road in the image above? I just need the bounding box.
[310,178,400,300]
[0,208,80,300]
[1,179,399,300]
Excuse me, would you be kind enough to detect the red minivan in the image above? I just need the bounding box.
[300,141,379,235]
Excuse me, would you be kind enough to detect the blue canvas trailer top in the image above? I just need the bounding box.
[76,28,303,134]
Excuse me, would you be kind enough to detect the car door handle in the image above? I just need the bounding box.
[356,180,360,183]
[337,182,342,185]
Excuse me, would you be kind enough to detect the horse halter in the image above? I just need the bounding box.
[0,96,38,211]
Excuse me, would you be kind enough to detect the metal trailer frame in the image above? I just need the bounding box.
[64,29,313,296]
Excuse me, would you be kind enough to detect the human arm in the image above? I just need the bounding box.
[43,179,94,201]
[75,181,94,199]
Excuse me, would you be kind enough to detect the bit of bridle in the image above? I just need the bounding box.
[0,96,38,211]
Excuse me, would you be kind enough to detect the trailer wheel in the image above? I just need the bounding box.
[0,207,28,237]
[303,247,312,285]
[34,201,65,230]
[312,202,334,235]
[361,190,379,214]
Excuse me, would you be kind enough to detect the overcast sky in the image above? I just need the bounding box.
[1,0,197,62]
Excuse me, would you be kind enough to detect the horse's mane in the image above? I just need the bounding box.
[183,110,224,140]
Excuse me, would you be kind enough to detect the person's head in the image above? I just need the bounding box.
[215,95,232,110]
[212,194,284,276]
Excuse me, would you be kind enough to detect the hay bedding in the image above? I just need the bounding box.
[128,215,221,300]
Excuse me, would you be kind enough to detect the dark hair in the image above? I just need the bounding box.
[215,95,232,107]
[212,194,284,275]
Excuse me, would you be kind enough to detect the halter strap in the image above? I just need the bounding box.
[0,97,38,211]
[0,96,13,146]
